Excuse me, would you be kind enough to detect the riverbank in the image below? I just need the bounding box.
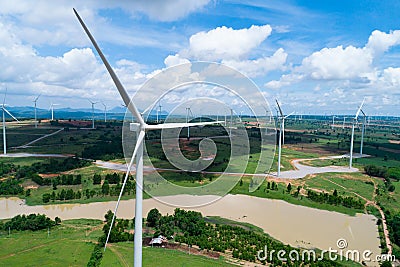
[0,194,381,266]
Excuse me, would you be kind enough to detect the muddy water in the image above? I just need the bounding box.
[0,195,380,266]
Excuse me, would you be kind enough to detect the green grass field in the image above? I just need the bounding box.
[0,219,102,267]
[101,243,235,267]
[0,219,237,267]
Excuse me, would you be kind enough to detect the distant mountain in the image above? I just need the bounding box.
[4,105,170,121]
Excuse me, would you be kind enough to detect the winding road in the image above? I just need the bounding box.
[96,154,359,180]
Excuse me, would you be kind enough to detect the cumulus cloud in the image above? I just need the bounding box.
[164,54,190,68]
[185,25,272,61]
[300,45,373,80]
[266,29,400,90]
[164,24,286,77]
[382,67,400,86]
[366,30,400,55]
[222,48,287,77]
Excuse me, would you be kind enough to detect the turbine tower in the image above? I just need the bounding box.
[349,98,365,168]
[275,100,294,177]
[360,109,367,156]
[88,99,99,129]
[33,94,41,128]
[275,100,293,146]
[156,102,162,123]
[101,102,107,122]
[74,9,221,267]
[49,102,59,121]
[1,90,19,154]
[185,107,194,140]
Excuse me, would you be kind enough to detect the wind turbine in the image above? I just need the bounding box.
[49,102,59,121]
[73,9,222,267]
[1,90,19,154]
[275,100,294,177]
[349,98,365,168]
[185,107,194,140]
[101,102,107,122]
[156,102,162,123]
[360,109,367,157]
[88,99,99,129]
[331,115,338,130]
[275,100,293,146]
[33,94,41,128]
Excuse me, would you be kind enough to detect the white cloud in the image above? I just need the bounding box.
[185,25,272,61]
[222,48,287,77]
[366,30,400,55]
[382,67,400,86]
[300,45,373,80]
[164,54,190,68]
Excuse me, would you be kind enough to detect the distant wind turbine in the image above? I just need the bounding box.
[349,98,365,168]
[156,102,162,123]
[73,8,222,267]
[101,102,107,122]
[88,99,99,129]
[33,94,41,128]
[276,99,294,177]
[360,109,367,157]
[1,89,19,154]
[275,100,293,146]
[49,102,59,121]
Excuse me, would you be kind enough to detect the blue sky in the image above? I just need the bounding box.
[0,0,399,116]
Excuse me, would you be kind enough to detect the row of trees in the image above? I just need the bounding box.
[307,190,364,209]
[0,214,60,231]
[42,189,82,203]
[15,157,91,179]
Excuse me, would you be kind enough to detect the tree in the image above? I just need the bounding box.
[102,180,110,195]
[146,208,161,227]
[93,174,101,185]
[55,217,61,225]
[333,189,338,197]
[287,183,292,193]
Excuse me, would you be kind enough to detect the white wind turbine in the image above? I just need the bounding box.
[73,9,222,267]
[101,102,107,122]
[360,109,367,157]
[275,100,294,177]
[33,94,41,128]
[349,98,365,168]
[275,100,293,146]
[156,102,162,123]
[331,115,339,130]
[185,107,194,139]
[1,89,19,154]
[88,99,99,129]
[49,102,59,121]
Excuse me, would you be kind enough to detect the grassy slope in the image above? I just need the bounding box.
[0,219,103,267]
[101,243,235,267]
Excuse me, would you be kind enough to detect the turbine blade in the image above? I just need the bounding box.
[355,98,366,120]
[3,108,19,122]
[104,130,145,251]
[145,121,223,130]
[284,111,295,119]
[34,94,41,102]
[73,8,145,126]
[275,99,284,116]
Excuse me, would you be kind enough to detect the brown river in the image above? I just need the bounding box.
[0,195,381,266]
